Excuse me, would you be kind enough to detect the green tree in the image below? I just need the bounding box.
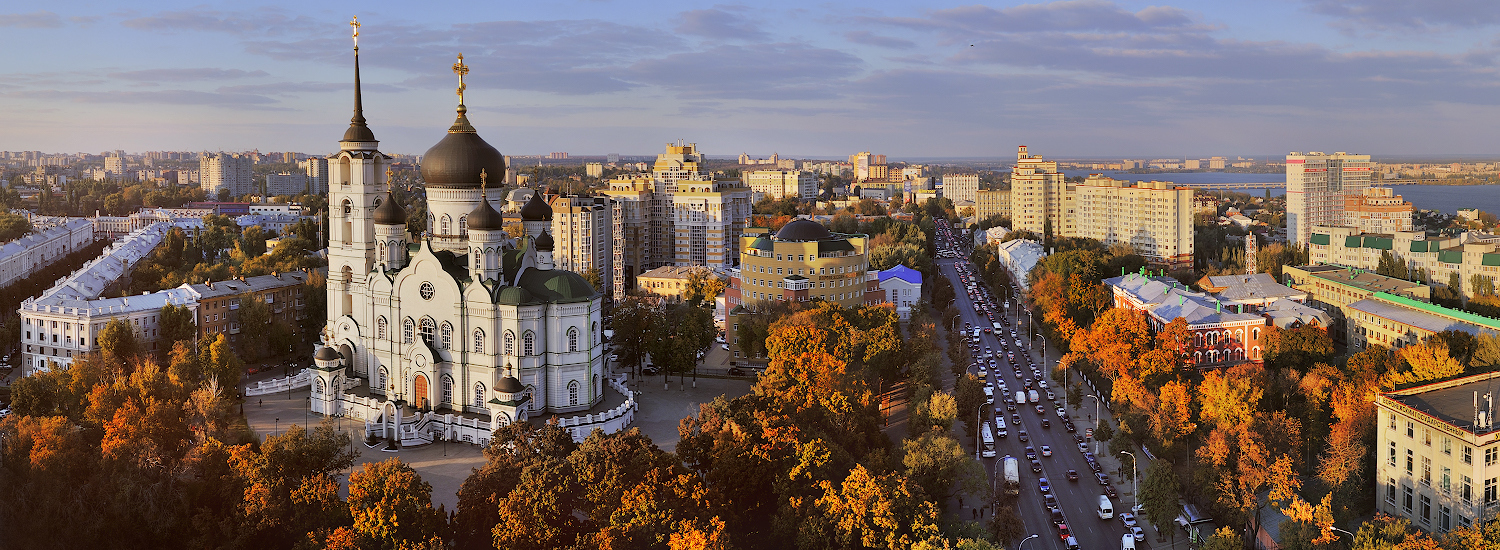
[647,302,715,377]
[346,458,444,549]
[236,293,272,360]
[903,427,987,506]
[610,297,662,373]
[954,374,985,436]
[1139,459,1182,538]
[207,333,244,387]
[97,318,139,361]
[159,303,198,358]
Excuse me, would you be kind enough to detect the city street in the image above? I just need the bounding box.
[935,221,1147,550]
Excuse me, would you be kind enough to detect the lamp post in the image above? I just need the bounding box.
[1119,450,1138,512]
[1084,394,1101,454]
[950,314,962,333]
[1326,525,1356,539]
[1018,533,1039,550]
[273,418,279,439]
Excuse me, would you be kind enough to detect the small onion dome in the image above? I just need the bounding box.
[315,346,341,361]
[774,218,834,241]
[535,230,554,251]
[467,197,505,231]
[496,374,523,394]
[519,190,552,221]
[418,109,505,189]
[372,191,407,225]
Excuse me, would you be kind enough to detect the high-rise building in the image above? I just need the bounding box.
[1010,146,1075,238]
[743,169,817,200]
[975,189,1011,220]
[942,173,979,205]
[303,157,329,193]
[1344,187,1413,234]
[1074,176,1194,269]
[673,179,752,268]
[550,194,612,293]
[1286,151,1372,246]
[104,155,126,178]
[266,173,309,196]
[200,153,255,197]
[585,162,604,178]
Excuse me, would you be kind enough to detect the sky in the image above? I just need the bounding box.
[6,0,1500,159]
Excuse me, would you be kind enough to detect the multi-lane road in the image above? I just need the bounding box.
[934,221,1141,550]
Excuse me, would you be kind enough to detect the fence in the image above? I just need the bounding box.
[245,369,312,396]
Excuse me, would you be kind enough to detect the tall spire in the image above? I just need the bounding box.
[342,16,376,143]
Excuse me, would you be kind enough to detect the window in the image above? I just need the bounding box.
[475,383,487,408]
[1407,450,1414,474]
[504,330,515,355]
[1386,480,1396,504]
[1440,506,1451,532]
[378,367,389,392]
[1465,446,1474,465]
[567,327,578,352]
[473,329,485,354]
[314,377,325,395]
[1425,429,1432,446]
[1388,412,1397,431]
[523,331,535,355]
[403,318,414,343]
[1389,441,1397,466]
[1485,477,1497,504]
[1420,495,1431,525]
[420,317,435,345]
[1487,447,1498,467]
[1403,485,1414,513]
[377,316,388,340]
[1443,437,1452,455]
[440,322,453,350]
[1408,421,1415,438]
[1464,476,1474,502]
[1422,457,1431,485]
[1442,467,1452,494]
[440,215,451,235]
[441,374,453,403]
[568,380,579,406]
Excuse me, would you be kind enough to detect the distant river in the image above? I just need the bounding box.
[1060,170,1500,216]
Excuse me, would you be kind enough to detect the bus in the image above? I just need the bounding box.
[980,423,996,458]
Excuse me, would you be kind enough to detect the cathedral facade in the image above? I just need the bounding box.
[312,41,605,432]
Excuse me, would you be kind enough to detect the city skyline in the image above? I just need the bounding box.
[7,0,1500,157]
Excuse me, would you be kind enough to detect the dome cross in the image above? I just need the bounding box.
[453,53,469,107]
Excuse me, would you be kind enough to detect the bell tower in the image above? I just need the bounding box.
[328,16,390,321]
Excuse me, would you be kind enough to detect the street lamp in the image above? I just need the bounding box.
[1119,451,1138,513]
[1083,394,1101,455]
[1018,533,1039,550]
[1326,526,1356,539]
[950,314,962,333]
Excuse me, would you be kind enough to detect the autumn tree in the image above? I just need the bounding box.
[345,458,445,549]
[1262,325,1334,370]
[1140,460,1182,537]
[97,318,139,362]
[1390,340,1464,386]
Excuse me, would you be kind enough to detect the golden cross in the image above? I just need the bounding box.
[480,168,488,192]
[386,168,394,190]
[453,53,469,105]
[350,16,360,48]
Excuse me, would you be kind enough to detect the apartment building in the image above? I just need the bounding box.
[266,173,309,196]
[1074,176,1194,269]
[1345,187,1414,234]
[0,217,94,289]
[1307,226,1500,300]
[673,179,752,268]
[1283,264,1430,343]
[1011,146,1075,238]
[200,152,255,197]
[550,194,612,292]
[743,169,817,200]
[180,272,310,340]
[942,173,980,206]
[1376,372,1500,533]
[1287,151,1372,246]
[302,157,329,194]
[637,265,698,299]
[975,189,1011,220]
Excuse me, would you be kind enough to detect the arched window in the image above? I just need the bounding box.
[427,214,435,234]
[459,216,467,235]
[473,328,485,353]
[523,330,535,356]
[1193,351,1202,365]
[1235,329,1243,343]
[403,318,414,343]
[568,380,579,406]
[342,199,352,217]
[377,316,388,340]
[378,242,385,260]
[332,375,341,394]
[441,215,451,235]
[420,317,436,346]
[474,251,481,270]
[525,384,536,411]
[504,330,515,355]
[475,382,487,408]
[441,374,453,403]
[378,367,389,392]
[1253,328,1260,341]
[440,322,453,350]
[314,377,325,395]
[567,327,579,352]
[1252,346,1262,360]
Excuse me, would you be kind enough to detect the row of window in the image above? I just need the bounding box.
[374,316,585,354]
[368,369,588,408]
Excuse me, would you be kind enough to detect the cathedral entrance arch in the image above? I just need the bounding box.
[337,343,354,374]
[414,374,430,410]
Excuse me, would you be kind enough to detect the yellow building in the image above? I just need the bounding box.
[1074,176,1194,269]
[673,179,752,267]
[1377,371,1500,533]
[976,189,1011,220]
[1011,146,1075,238]
[726,218,882,358]
[636,265,696,298]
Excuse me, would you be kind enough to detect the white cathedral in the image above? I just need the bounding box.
[310,36,605,433]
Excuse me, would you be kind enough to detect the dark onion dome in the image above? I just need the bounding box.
[496,374,523,393]
[372,191,407,225]
[467,196,505,231]
[519,190,552,221]
[774,218,834,241]
[535,229,554,251]
[315,346,341,361]
[496,285,537,305]
[418,107,505,188]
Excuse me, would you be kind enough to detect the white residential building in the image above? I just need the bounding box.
[1074,176,1195,269]
[942,173,979,206]
[1286,151,1372,246]
[200,153,255,197]
[743,169,817,200]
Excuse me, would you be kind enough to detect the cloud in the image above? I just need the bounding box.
[630,43,862,100]
[120,7,327,36]
[845,31,915,49]
[9,89,283,108]
[675,7,768,41]
[1303,0,1500,32]
[109,68,270,82]
[878,0,1202,34]
[0,11,63,28]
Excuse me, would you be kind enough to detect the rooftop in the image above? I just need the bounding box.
[1289,264,1426,295]
[1202,273,1305,303]
[1346,293,1500,336]
[1386,371,1500,436]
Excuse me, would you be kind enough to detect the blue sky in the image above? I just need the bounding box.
[6,0,1500,158]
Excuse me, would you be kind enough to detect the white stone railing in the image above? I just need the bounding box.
[245,368,312,396]
[554,376,637,443]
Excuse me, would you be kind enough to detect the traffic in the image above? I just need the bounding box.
[933,220,1142,550]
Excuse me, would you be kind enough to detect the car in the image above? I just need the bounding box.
[1130,526,1145,541]
[1120,512,1138,529]
[1045,494,1058,509]
[1075,434,1086,444]
[720,343,729,350]
[1088,459,1102,472]
[1056,408,1068,419]
[1035,405,1045,414]
[1064,536,1081,550]
[715,334,725,344]
[1041,418,1051,429]
[1104,484,1118,498]
[1012,413,1022,424]
[1096,472,1111,486]
[1064,422,1077,433]
[1023,379,1033,390]
[984,328,993,334]
[1025,446,1037,459]
[1030,459,1042,473]
[1016,339,1024,348]
[1007,402,1017,412]
[1067,469,1079,481]
[1038,477,1051,494]
[1041,445,1052,457]
[641,365,661,375]
[726,367,746,376]
[1054,521,1069,538]
[1046,390,1056,401]
[1014,370,1022,379]
[1018,430,1029,442]
[1078,441,1090,453]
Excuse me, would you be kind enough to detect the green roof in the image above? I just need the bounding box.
[1363,236,1393,250]
[1486,254,1500,267]
[516,268,598,303]
[1310,234,1330,245]
[818,239,855,254]
[1439,250,1465,264]
[1411,241,1432,253]
[1375,292,1500,332]
[750,237,775,251]
[1345,236,1363,248]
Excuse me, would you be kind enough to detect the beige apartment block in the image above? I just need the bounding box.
[673,179,752,269]
[976,189,1011,220]
[1345,187,1414,235]
[743,169,818,200]
[550,194,612,292]
[1376,372,1500,533]
[1011,146,1075,238]
[1307,225,1500,300]
[1074,176,1194,269]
